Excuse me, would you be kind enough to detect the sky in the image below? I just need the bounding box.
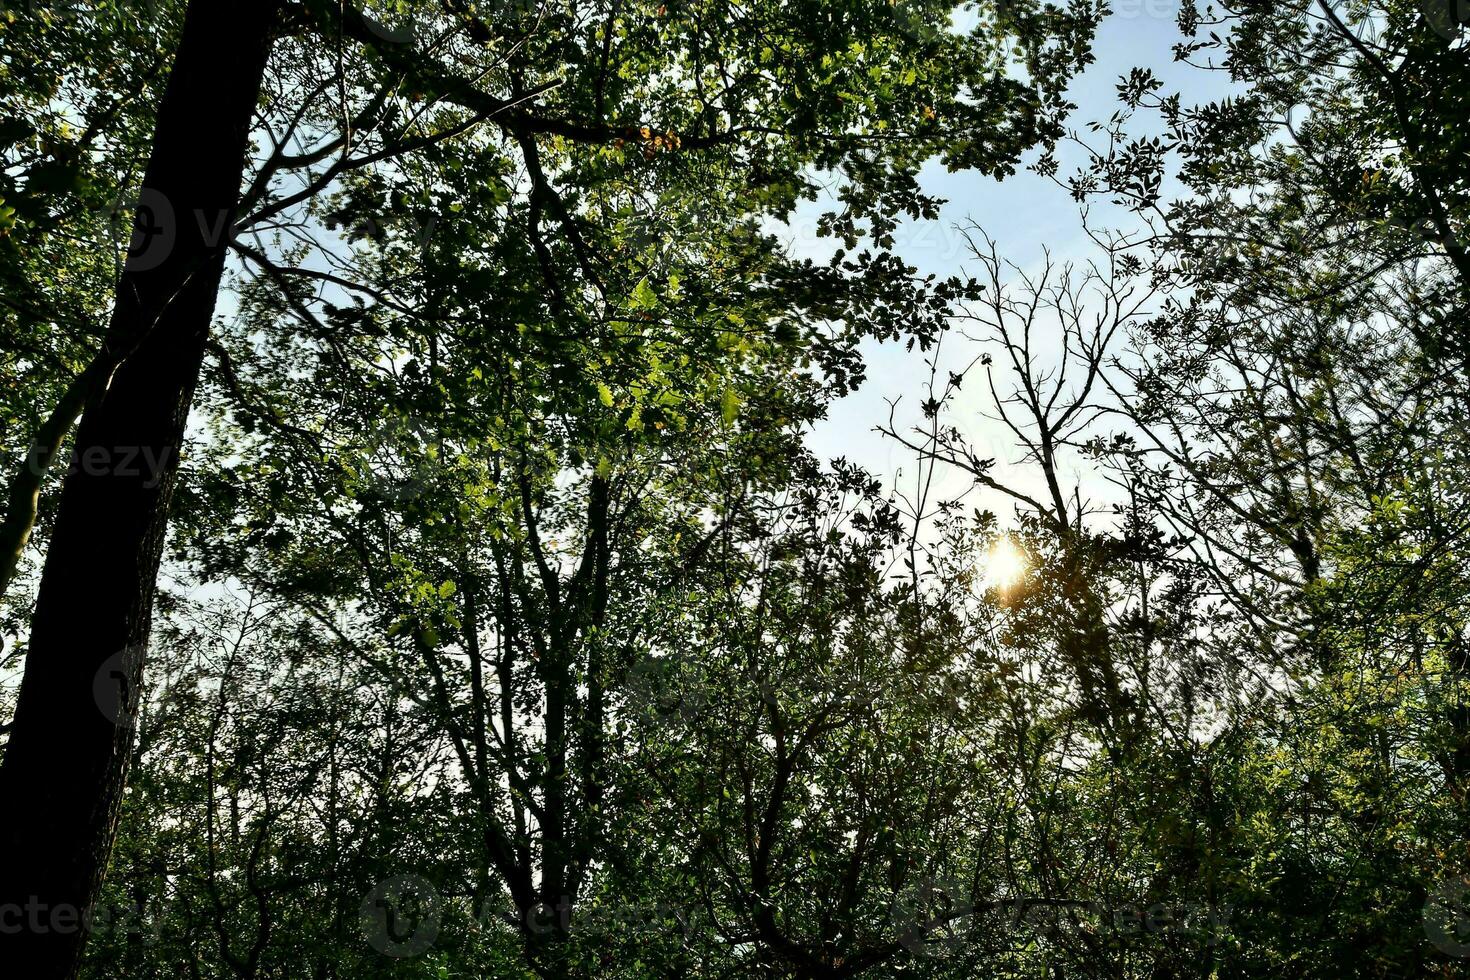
[798,1,1235,527]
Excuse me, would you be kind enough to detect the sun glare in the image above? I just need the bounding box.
[983,536,1028,591]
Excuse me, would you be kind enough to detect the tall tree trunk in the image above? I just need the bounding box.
[0,2,278,975]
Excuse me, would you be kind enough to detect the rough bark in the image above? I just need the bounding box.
[0,2,278,974]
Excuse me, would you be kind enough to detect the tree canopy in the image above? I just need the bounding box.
[2,0,1469,977]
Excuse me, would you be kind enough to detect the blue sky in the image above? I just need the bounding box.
[799,1,1235,523]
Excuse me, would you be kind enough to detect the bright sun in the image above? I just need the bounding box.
[982,536,1028,590]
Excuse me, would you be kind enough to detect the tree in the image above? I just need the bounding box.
[0,0,179,610]
[988,3,1470,972]
[0,3,281,976]
[0,0,1100,973]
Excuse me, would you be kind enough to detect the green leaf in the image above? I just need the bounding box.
[631,277,658,310]
[721,387,740,424]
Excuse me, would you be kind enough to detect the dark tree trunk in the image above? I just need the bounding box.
[0,2,278,975]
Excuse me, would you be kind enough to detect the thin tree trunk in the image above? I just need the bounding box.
[0,361,103,602]
[0,3,278,975]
